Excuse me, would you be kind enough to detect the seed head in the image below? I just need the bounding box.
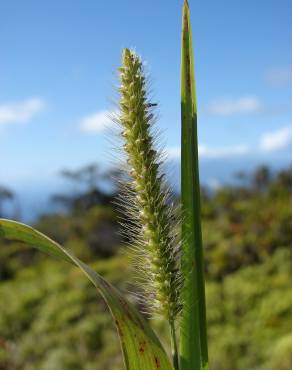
[117,49,182,321]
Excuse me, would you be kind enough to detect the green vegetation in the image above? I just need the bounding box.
[1,166,291,369]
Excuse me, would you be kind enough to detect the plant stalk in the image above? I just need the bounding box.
[170,320,179,370]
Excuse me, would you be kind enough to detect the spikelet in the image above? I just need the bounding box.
[117,48,182,322]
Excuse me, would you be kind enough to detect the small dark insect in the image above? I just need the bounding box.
[146,103,158,108]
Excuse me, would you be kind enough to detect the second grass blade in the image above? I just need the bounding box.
[179,1,209,370]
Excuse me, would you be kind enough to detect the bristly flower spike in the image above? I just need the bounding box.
[117,48,181,369]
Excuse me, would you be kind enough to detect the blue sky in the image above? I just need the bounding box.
[1,0,292,211]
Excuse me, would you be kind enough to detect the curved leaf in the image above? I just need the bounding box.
[0,219,173,370]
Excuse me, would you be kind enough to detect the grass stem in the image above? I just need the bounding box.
[170,320,179,370]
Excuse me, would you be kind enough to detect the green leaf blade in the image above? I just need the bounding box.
[180,1,209,370]
[0,218,173,370]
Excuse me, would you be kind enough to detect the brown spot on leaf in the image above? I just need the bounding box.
[154,356,161,369]
[138,340,147,354]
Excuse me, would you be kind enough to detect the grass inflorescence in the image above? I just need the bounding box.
[116,49,182,325]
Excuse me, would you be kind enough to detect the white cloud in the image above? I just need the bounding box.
[0,97,46,126]
[260,125,292,152]
[266,67,292,86]
[167,125,292,159]
[199,144,249,158]
[166,144,249,160]
[207,96,261,116]
[79,110,114,133]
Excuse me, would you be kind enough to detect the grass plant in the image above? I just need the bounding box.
[0,1,208,369]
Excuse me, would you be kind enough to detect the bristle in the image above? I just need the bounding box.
[116,48,182,321]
